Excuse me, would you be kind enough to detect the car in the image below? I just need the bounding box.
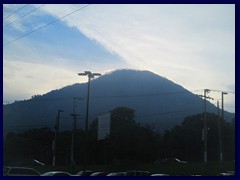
[151,174,170,176]
[41,171,71,176]
[90,171,108,176]
[217,172,234,176]
[3,166,41,176]
[76,170,94,176]
[107,172,126,176]
[191,175,202,176]
[125,170,151,176]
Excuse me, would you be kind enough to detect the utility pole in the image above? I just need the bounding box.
[70,113,79,169]
[78,71,101,172]
[203,89,210,163]
[70,97,81,170]
[217,101,223,162]
[221,92,228,122]
[52,109,63,167]
[221,92,228,162]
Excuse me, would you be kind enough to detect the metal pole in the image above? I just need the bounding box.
[70,97,82,170]
[83,76,91,172]
[85,76,91,132]
[222,92,224,122]
[217,101,223,162]
[70,98,77,168]
[78,71,101,132]
[221,92,227,162]
[78,71,101,172]
[221,92,227,122]
[53,110,63,167]
[52,116,57,167]
[70,113,78,169]
[203,89,209,163]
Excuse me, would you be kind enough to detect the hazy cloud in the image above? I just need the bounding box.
[3,4,235,112]
[39,4,235,91]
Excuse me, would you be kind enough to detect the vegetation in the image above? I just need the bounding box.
[3,106,235,175]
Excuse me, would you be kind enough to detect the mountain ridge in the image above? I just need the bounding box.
[3,69,234,135]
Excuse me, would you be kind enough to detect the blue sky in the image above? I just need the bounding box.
[3,4,235,113]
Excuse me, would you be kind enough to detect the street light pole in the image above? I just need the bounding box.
[85,75,91,132]
[53,109,63,167]
[78,71,101,132]
[78,71,101,171]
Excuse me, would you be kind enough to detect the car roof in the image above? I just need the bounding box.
[42,171,70,175]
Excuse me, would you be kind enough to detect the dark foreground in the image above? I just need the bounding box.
[22,161,235,176]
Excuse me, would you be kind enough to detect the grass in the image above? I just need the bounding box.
[33,161,235,176]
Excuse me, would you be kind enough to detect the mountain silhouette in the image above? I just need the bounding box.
[3,69,234,136]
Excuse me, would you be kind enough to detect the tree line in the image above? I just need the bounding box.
[3,107,235,166]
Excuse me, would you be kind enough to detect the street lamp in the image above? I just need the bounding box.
[78,71,101,172]
[78,71,101,132]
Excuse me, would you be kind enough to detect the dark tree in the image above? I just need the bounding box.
[162,113,235,162]
[88,106,162,164]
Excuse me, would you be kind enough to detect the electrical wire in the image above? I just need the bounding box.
[3,4,29,20]
[136,107,202,119]
[3,4,46,28]
[90,89,203,99]
[3,5,13,11]
[209,89,235,94]
[6,89,203,104]
[4,104,233,131]
[3,4,91,47]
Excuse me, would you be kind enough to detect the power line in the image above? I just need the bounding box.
[3,108,200,131]
[3,5,13,12]
[4,125,54,131]
[224,105,235,108]
[3,4,46,28]
[4,121,84,131]
[209,89,235,94]
[4,89,203,104]
[136,107,202,119]
[91,89,203,99]
[3,4,29,20]
[3,6,14,24]
[3,4,91,47]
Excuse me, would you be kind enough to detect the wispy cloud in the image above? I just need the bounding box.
[3,59,82,101]
[39,4,235,90]
[3,4,235,112]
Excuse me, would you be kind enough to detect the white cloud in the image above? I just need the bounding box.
[38,4,235,112]
[39,4,234,89]
[3,59,83,101]
[3,4,235,112]
[3,48,128,103]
